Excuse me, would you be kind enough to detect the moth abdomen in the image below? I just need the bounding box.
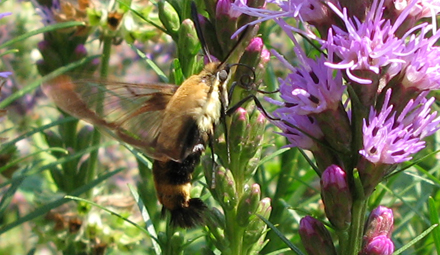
[152,152,207,228]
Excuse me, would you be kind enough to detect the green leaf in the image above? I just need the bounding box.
[0,174,24,218]
[428,197,440,254]
[257,214,306,255]
[1,116,76,148]
[0,141,116,189]
[0,21,86,50]
[128,184,161,255]
[64,194,150,236]
[0,168,123,235]
[130,45,168,83]
[393,224,439,255]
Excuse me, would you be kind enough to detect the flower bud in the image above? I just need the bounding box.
[357,157,391,197]
[236,184,261,227]
[359,235,394,255]
[170,232,185,252]
[211,166,238,211]
[43,130,64,158]
[229,107,248,157]
[74,44,87,57]
[320,165,352,230]
[177,19,199,76]
[75,125,94,151]
[37,41,63,74]
[299,216,337,255]
[243,197,271,246]
[158,1,180,37]
[215,0,240,51]
[314,104,352,155]
[364,206,394,243]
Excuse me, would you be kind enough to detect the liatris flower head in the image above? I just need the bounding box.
[358,89,440,195]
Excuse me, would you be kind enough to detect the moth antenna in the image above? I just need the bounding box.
[219,26,252,68]
[191,1,213,63]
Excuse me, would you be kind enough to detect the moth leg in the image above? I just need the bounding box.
[208,133,217,189]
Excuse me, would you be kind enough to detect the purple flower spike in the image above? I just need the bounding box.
[360,89,439,164]
[360,235,394,255]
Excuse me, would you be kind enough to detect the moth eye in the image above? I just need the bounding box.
[218,70,229,82]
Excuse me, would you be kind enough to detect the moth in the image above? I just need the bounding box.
[42,4,264,228]
[43,61,231,228]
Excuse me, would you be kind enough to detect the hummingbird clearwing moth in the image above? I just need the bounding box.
[42,2,263,228]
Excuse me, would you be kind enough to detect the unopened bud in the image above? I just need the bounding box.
[158,1,180,37]
[364,206,394,242]
[236,184,261,227]
[320,165,352,230]
[360,235,394,255]
[299,216,337,255]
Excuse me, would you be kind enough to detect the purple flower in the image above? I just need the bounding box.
[0,72,12,78]
[360,89,440,164]
[232,0,335,39]
[0,12,12,19]
[324,0,412,84]
[397,25,440,90]
[271,47,344,115]
[385,0,440,22]
[217,0,248,19]
[34,0,61,25]
[270,114,323,150]
[0,12,12,79]
[360,235,394,255]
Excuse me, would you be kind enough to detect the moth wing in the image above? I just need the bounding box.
[43,74,178,161]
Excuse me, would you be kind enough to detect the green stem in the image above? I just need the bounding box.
[224,209,245,255]
[346,198,367,255]
[85,35,112,199]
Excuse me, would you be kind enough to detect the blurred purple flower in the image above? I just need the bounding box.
[34,0,61,25]
[360,89,440,164]
[398,25,440,90]
[385,0,440,22]
[0,12,12,84]
[0,72,12,78]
